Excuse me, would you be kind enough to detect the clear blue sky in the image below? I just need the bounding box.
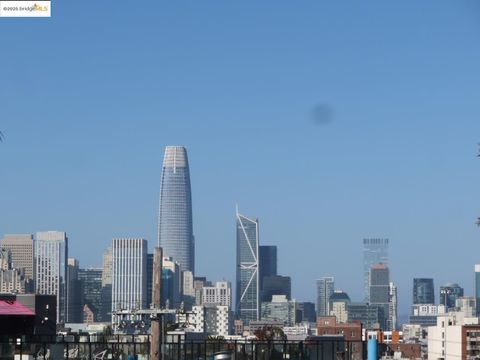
[1,0,480,316]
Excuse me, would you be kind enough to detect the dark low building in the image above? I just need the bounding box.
[0,294,35,336]
[17,294,56,335]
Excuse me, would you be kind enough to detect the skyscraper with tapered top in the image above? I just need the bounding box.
[158,146,194,273]
[236,210,259,324]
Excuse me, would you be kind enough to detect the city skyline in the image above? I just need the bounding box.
[2,1,480,317]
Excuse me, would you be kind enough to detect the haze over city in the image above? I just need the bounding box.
[2,0,480,320]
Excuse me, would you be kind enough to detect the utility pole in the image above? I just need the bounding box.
[150,247,163,360]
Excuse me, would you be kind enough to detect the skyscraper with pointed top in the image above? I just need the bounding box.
[236,210,259,324]
[158,146,194,273]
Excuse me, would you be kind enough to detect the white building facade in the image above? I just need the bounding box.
[202,281,232,308]
[35,231,68,323]
[112,238,147,314]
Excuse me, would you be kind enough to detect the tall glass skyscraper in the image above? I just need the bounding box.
[236,211,259,324]
[363,238,389,301]
[475,265,480,316]
[413,278,435,304]
[35,231,68,323]
[158,146,194,273]
[316,276,334,316]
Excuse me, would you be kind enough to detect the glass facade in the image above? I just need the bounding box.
[259,245,277,293]
[261,275,291,302]
[78,268,103,322]
[112,238,147,312]
[363,238,389,301]
[439,283,464,310]
[369,264,390,330]
[236,213,259,324]
[35,231,68,323]
[476,265,480,316]
[158,146,194,273]
[413,278,435,304]
[316,277,334,316]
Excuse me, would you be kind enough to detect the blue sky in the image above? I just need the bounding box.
[1,0,480,315]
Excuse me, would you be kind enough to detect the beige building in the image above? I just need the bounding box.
[1,234,34,281]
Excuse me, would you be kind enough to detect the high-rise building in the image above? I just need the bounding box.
[363,238,389,301]
[182,270,195,309]
[413,278,435,305]
[78,268,103,322]
[202,281,232,308]
[260,295,299,326]
[328,290,351,323]
[236,211,259,324]
[147,253,154,307]
[439,283,464,310]
[297,302,316,323]
[389,282,398,330]
[475,265,480,317]
[259,245,277,292]
[261,275,291,302]
[35,231,68,323]
[158,146,194,273]
[347,302,382,330]
[0,248,29,293]
[1,234,34,285]
[101,247,113,322]
[316,277,334,316]
[193,277,211,306]
[112,238,147,314]
[456,297,476,317]
[369,263,390,330]
[66,258,82,323]
[161,256,181,308]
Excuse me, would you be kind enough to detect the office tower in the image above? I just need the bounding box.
[370,263,390,330]
[147,253,154,307]
[158,146,194,273]
[439,283,464,310]
[101,247,113,322]
[259,245,277,292]
[297,302,316,323]
[194,277,211,306]
[161,256,181,308]
[112,238,147,314]
[316,277,334,316]
[329,290,351,323]
[78,268,103,322]
[182,270,195,309]
[389,282,398,330]
[35,231,68,323]
[0,248,29,293]
[202,281,232,308]
[236,211,259,324]
[413,278,435,305]
[363,238,389,301]
[261,275,291,302]
[456,297,476,317]
[260,295,299,326]
[475,265,480,316]
[66,258,82,323]
[1,234,35,290]
[347,302,382,330]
